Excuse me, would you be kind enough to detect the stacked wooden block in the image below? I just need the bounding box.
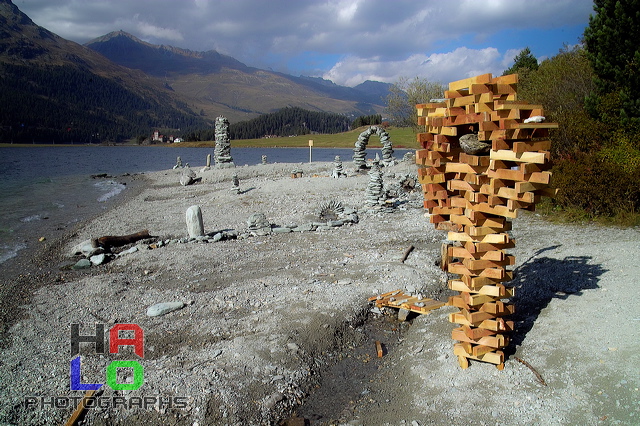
[415,73,557,369]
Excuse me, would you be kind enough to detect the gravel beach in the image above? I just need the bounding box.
[0,158,638,425]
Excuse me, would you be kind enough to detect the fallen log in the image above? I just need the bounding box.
[93,230,151,249]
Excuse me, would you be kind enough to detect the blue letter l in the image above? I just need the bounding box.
[70,356,103,391]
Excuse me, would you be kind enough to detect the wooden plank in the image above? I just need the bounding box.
[490,149,549,164]
[512,140,552,153]
[452,328,509,349]
[449,73,493,91]
[491,74,519,85]
[450,314,514,332]
[463,255,515,270]
[517,122,559,129]
[449,280,515,297]
[454,343,505,365]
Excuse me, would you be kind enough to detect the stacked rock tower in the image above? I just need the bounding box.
[415,73,557,370]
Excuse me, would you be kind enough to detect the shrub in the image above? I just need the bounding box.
[552,152,640,217]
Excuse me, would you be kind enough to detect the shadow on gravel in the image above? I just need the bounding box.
[506,246,607,356]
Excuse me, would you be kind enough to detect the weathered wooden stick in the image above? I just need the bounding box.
[94,229,151,249]
[515,356,547,386]
[65,389,96,426]
[400,245,415,263]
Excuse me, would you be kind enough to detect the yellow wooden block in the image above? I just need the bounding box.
[449,73,493,91]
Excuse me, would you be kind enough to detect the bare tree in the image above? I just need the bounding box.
[385,76,446,127]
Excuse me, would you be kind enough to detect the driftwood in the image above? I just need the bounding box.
[93,230,151,249]
[400,245,415,263]
[514,357,547,386]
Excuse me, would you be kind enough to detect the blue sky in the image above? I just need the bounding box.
[16,0,594,87]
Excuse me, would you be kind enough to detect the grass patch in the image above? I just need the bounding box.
[171,127,419,149]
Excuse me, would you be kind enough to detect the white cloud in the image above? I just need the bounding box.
[17,0,593,85]
[324,47,510,87]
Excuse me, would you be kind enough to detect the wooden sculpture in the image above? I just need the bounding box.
[415,73,557,369]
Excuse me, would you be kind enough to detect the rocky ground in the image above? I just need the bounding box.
[0,157,638,426]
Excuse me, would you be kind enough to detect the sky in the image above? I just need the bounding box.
[16,0,594,87]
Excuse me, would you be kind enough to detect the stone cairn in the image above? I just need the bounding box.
[246,212,271,236]
[214,116,235,168]
[331,155,346,178]
[365,156,384,206]
[261,155,268,165]
[353,126,396,170]
[231,173,240,194]
[173,156,183,169]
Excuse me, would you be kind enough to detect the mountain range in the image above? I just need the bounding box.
[0,0,391,142]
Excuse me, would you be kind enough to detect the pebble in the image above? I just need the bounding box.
[72,259,91,270]
[146,302,185,317]
[90,253,107,266]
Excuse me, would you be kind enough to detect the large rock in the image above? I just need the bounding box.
[186,205,205,238]
[180,167,197,186]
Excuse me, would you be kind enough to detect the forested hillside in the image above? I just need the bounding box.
[0,63,207,143]
[0,0,209,143]
[182,107,354,141]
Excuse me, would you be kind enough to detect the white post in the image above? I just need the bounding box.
[309,139,313,163]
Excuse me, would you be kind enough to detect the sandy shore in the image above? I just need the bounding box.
[0,158,638,425]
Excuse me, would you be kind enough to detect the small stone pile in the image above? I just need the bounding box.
[231,174,240,194]
[331,156,346,178]
[365,157,384,206]
[261,155,268,165]
[214,116,235,168]
[173,156,183,169]
[246,212,272,236]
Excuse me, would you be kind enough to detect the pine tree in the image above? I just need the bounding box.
[583,0,640,123]
[503,47,539,76]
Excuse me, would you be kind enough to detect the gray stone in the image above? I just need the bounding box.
[122,246,138,255]
[72,259,91,269]
[180,166,197,186]
[146,302,185,317]
[292,223,315,232]
[459,133,491,155]
[71,239,103,257]
[398,308,410,322]
[272,227,292,233]
[186,205,205,238]
[89,253,107,266]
